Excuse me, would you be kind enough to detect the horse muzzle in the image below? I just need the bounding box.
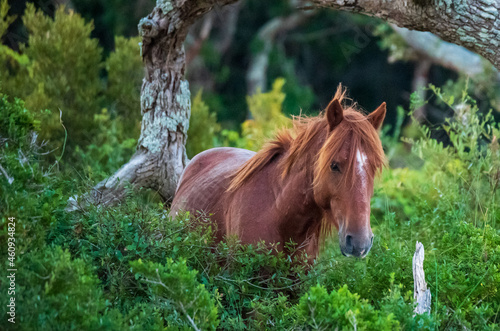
[339,233,374,258]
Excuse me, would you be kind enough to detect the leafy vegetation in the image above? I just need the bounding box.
[186,90,221,158]
[0,1,141,158]
[1,74,499,329]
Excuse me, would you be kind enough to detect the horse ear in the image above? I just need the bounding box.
[368,102,386,131]
[326,99,344,131]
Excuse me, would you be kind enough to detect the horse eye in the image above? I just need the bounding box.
[330,162,340,172]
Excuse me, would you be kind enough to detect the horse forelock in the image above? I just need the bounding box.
[314,109,387,190]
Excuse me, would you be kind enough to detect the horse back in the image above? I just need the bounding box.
[170,147,255,237]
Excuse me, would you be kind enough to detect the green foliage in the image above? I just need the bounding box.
[0,0,15,38]
[131,258,219,330]
[297,285,399,330]
[0,94,39,144]
[2,72,499,329]
[0,4,143,169]
[72,108,137,180]
[18,4,102,149]
[50,200,216,307]
[104,35,143,134]
[7,246,124,330]
[369,84,500,329]
[406,84,500,229]
[241,78,291,151]
[0,95,69,252]
[186,90,220,158]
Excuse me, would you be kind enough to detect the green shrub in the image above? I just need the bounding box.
[49,200,214,305]
[4,246,125,330]
[131,258,219,330]
[18,4,102,150]
[249,293,296,330]
[297,285,399,330]
[406,84,500,230]
[0,95,69,252]
[51,194,308,329]
[242,78,291,151]
[0,3,144,167]
[186,90,220,158]
[104,35,143,135]
[72,108,137,180]
[0,94,39,144]
[370,85,499,328]
[429,222,500,329]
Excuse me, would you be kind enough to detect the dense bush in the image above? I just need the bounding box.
[218,77,292,151]
[3,81,499,329]
[131,258,220,330]
[241,78,291,151]
[14,247,125,330]
[7,4,102,149]
[0,1,142,161]
[186,90,221,158]
[296,285,398,330]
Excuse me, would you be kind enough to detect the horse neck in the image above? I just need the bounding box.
[275,138,323,227]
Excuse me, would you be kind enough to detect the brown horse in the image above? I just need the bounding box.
[170,85,386,261]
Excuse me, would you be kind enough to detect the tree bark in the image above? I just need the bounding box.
[306,0,500,71]
[411,58,431,122]
[390,25,499,81]
[67,0,237,210]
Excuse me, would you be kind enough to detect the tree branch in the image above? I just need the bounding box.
[413,241,431,315]
[390,25,499,81]
[215,2,243,55]
[411,58,431,122]
[307,0,500,71]
[246,3,316,95]
[185,12,214,66]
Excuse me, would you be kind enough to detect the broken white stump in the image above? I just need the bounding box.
[413,241,431,315]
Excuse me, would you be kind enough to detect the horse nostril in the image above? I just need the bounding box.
[346,235,353,248]
[370,236,374,245]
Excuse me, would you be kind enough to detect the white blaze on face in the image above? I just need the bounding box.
[356,149,368,193]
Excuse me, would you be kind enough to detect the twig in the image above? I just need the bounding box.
[0,163,14,184]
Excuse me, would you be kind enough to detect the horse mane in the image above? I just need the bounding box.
[227,84,386,192]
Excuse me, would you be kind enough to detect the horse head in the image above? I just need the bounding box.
[313,94,386,258]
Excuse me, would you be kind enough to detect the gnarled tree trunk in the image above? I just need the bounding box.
[67,0,237,210]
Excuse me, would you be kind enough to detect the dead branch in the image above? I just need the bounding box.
[413,241,432,315]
